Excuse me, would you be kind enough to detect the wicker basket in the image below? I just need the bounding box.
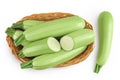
[6,12,94,67]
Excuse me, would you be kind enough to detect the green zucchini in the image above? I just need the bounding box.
[19,37,61,58]
[12,20,44,30]
[60,29,95,51]
[5,28,30,46]
[13,30,23,40]
[21,39,31,46]
[15,16,85,46]
[21,46,87,69]
[5,28,23,40]
[94,11,114,73]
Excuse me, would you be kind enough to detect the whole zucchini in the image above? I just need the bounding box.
[15,16,85,46]
[94,11,114,73]
[21,46,87,69]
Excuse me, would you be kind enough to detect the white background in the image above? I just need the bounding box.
[0,0,120,80]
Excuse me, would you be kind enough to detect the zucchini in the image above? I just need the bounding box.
[21,39,31,46]
[21,46,87,69]
[13,30,23,40]
[19,37,61,58]
[15,16,85,46]
[5,28,23,40]
[5,28,31,46]
[60,29,95,51]
[12,20,44,30]
[94,11,114,73]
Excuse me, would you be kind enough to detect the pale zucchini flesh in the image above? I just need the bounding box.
[48,37,61,52]
[60,35,74,51]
